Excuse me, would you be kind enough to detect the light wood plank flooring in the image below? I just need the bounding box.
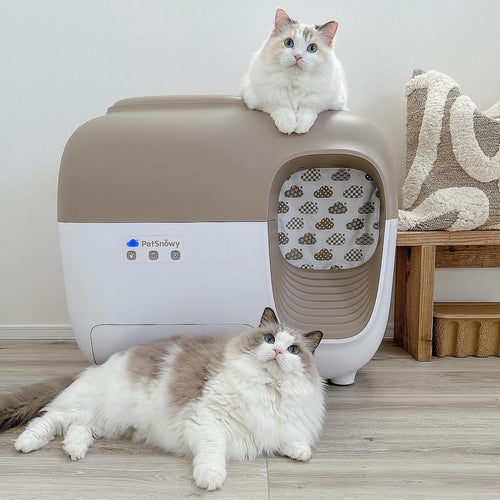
[0,340,499,499]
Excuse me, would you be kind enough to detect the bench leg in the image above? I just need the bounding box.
[394,245,436,361]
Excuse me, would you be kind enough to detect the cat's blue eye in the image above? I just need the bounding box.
[307,43,317,53]
[284,38,294,48]
[287,345,299,355]
[264,334,275,344]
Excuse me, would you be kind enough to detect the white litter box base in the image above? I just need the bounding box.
[329,372,357,386]
[59,218,397,382]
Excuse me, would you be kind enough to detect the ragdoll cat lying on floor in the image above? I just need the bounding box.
[241,8,347,134]
[0,308,324,491]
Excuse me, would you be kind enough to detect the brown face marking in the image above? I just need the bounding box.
[302,27,313,43]
[228,323,279,358]
[170,335,230,408]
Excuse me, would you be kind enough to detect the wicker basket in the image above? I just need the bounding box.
[433,302,500,357]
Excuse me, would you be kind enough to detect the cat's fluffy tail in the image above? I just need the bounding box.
[0,376,74,431]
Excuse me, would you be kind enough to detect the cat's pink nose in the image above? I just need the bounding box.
[273,347,283,355]
[294,55,302,62]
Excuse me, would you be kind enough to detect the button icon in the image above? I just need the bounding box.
[126,250,137,261]
[149,250,159,261]
[171,250,181,260]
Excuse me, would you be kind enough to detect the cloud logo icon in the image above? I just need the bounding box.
[358,201,376,214]
[314,248,333,261]
[329,202,348,214]
[278,201,289,213]
[355,233,375,245]
[299,233,316,245]
[346,218,364,230]
[278,232,289,245]
[284,185,304,198]
[285,248,303,261]
[315,218,335,230]
[126,239,139,247]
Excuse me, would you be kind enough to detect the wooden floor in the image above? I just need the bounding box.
[0,340,499,499]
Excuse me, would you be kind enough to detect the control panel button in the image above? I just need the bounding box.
[126,250,137,260]
[149,250,159,261]
[171,250,181,260]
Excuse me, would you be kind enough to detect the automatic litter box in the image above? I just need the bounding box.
[58,96,397,385]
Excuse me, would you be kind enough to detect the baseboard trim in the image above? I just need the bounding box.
[0,325,73,340]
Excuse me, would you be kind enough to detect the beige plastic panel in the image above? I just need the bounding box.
[58,96,397,223]
[268,155,386,339]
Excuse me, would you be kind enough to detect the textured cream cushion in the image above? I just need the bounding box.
[399,69,500,231]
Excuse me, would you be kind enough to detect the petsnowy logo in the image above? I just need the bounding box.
[126,239,139,247]
[141,239,181,249]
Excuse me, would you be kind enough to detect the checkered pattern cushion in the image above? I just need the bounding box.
[278,167,381,270]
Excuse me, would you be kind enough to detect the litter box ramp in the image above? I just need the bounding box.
[57,96,398,385]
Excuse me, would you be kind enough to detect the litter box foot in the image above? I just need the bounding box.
[329,372,357,386]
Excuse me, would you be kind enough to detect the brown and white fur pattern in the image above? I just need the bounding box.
[241,8,347,134]
[1,309,324,491]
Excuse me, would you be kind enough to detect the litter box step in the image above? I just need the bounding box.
[433,302,500,357]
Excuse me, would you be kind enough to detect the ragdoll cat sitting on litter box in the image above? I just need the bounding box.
[0,308,324,491]
[241,8,347,134]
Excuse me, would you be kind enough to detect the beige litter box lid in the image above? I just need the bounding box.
[58,96,397,223]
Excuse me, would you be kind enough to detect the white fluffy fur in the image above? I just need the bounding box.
[241,10,347,134]
[14,328,325,491]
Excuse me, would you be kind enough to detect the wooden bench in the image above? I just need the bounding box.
[394,231,500,361]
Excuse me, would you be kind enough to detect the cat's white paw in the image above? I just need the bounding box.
[282,442,312,461]
[15,430,49,453]
[294,119,314,134]
[62,424,93,460]
[62,441,88,461]
[272,111,297,135]
[193,463,227,490]
[295,110,317,134]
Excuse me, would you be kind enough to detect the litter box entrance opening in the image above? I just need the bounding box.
[268,154,387,339]
[277,167,381,270]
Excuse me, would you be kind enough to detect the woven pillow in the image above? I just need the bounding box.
[398,69,500,231]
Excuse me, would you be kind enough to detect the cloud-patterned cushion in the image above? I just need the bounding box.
[278,168,380,270]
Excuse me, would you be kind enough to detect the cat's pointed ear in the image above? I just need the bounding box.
[317,21,338,46]
[260,307,278,326]
[303,330,323,353]
[274,8,294,33]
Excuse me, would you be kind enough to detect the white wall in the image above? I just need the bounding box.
[1,0,499,338]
